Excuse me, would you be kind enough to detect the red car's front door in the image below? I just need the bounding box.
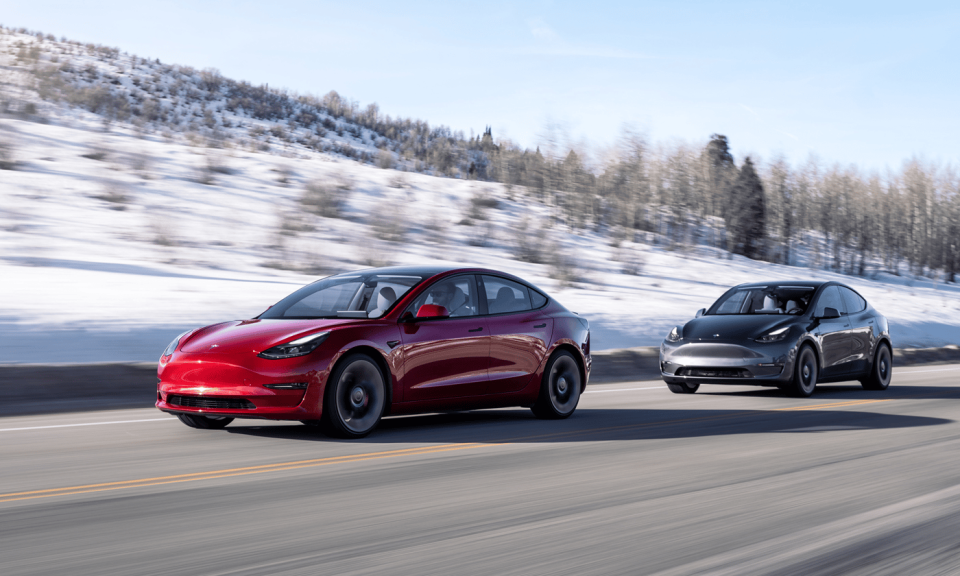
[399,318,490,401]
[397,274,490,402]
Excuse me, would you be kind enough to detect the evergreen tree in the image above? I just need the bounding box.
[705,134,735,216]
[727,157,767,259]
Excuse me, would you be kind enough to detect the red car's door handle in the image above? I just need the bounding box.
[534,323,547,328]
[468,327,484,332]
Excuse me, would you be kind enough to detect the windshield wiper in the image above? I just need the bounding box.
[335,311,369,318]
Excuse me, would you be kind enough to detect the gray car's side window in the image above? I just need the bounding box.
[814,286,845,317]
[839,287,866,313]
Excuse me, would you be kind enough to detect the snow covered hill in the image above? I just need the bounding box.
[2,27,959,363]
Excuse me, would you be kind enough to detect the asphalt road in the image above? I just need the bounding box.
[2,366,960,575]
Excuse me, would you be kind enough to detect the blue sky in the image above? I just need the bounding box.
[4,1,958,170]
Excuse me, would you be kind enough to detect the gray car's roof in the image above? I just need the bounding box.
[734,280,831,289]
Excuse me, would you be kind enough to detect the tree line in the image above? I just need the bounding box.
[3,25,959,281]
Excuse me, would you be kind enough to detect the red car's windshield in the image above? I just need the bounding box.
[260,273,424,319]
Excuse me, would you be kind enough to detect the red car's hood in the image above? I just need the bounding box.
[180,319,358,354]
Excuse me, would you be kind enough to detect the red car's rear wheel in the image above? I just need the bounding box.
[531,350,581,419]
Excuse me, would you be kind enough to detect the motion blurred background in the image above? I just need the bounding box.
[2,1,959,363]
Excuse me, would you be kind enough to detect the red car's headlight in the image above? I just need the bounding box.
[161,330,191,359]
[258,331,330,359]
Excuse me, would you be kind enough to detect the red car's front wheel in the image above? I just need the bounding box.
[176,414,233,429]
[322,353,386,439]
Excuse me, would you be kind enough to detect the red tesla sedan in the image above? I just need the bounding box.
[157,266,591,437]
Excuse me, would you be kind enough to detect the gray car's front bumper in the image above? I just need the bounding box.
[660,340,798,387]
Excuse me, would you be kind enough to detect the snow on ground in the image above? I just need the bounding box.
[2,115,960,363]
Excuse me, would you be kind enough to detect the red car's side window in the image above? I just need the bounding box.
[481,276,535,315]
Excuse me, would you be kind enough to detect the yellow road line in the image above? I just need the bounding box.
[775,398,893,411]
[0,443,491,503]
[0,393,938,505]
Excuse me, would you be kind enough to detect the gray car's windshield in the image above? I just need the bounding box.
[707,285,816,315]
[260,273,424,319]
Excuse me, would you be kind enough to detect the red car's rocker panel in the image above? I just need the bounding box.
[157,266,591,437]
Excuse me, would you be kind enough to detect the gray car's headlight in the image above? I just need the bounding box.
[666,326,682,343]
[757,326,790,343]
[161,330,191,358]
[258,331,330,359]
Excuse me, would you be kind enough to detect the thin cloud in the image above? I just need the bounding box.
[528,18,560,41]
[523,17,651,60]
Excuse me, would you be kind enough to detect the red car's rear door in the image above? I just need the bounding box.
[481,275,553,394]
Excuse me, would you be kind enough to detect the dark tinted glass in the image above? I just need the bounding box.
[839,287,866,313]
[814,286,845,317]
[481,276,533,314]
[530,290,547,308]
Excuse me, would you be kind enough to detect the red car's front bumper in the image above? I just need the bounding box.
[156,352,331,420]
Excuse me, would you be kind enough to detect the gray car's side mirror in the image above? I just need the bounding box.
[818,307,841,320]
[695,308,705,318]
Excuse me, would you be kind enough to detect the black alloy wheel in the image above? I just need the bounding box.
[322,353,386,438]
[176,414,234,429]
[861,344,892,391]
[787,345,818,397]
[532,350,582,419]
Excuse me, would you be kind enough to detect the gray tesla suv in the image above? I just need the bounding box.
[660,281,892,397]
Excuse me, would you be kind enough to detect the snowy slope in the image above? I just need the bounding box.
[3,115,960,363]
[2,29,959,363]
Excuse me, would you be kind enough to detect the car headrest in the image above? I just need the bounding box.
[377,286,397,309]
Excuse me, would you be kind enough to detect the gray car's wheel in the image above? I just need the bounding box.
[322,353,386,438]
[785,345,818,397]
[176,414,233,429]
[531,350,582,419]
[861,343,892,391]
[667,382,700,394]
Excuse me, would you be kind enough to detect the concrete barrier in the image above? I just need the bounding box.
[1,345,957,417]
[0,362,158,417]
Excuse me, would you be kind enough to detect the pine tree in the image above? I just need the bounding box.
[727,157,767,259]
[704,134,736,250]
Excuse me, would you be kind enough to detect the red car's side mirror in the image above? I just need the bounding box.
[416,304,449,319]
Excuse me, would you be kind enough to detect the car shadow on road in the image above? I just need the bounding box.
[698,383,960,401]
[224,404,953,444]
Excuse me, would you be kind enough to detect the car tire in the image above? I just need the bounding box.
[786,345,818,397]
[176,414,233,429]
[321,353,386,439]
[667,382,700,394]
[531,350,582,419]
[861,343,892,391]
